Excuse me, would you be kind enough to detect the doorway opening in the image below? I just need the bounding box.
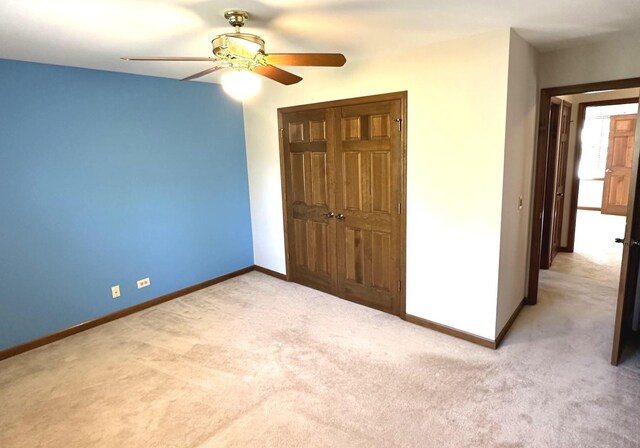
[564,98,639,250]
[528,79,640,366]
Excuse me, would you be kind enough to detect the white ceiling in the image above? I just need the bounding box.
[2,0,640,83]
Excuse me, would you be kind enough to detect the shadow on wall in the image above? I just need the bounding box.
[0,59,254,350]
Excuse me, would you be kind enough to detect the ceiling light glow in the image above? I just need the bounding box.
[221,69,261,101]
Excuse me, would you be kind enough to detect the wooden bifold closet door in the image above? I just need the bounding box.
[279,92,406,316]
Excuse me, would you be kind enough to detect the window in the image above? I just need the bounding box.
[579,102,638,179]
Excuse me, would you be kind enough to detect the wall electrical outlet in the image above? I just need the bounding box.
[137,277,151,289]
[111,285,121,299]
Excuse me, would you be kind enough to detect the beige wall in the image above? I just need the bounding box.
[496,31,539,337]
[239,27,640,343]
[243,29,512,340]
[556,89,640,247]
[539,30,640,88]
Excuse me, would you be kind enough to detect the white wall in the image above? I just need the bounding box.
[539,30,640,88]
[496,31,539,336]
[539,29,640,249]
[244,29,512,340]
[557,88,640,247]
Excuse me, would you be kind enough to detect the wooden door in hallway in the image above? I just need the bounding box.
[279,92,406,317]
[551,101,572,261]
[541,98,572,269]
[612,107,640,365]
[602,114,636,216]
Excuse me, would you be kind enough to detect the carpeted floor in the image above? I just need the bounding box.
[1,222,640,446]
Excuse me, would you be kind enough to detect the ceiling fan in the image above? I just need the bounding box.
[122,10,346,91]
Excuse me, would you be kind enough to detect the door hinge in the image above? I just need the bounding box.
[398,203,402,214]
[279,128,285,140]
[397,280,402,292]
[394,118,402,131]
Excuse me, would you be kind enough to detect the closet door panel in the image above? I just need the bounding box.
[281,109,337,294]
[334,99,403,315]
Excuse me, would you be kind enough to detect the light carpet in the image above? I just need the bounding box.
[1,254,639,446]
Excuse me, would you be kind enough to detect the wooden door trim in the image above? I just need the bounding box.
[277,112,292,282]
[399,95,408,319]
[528,78,640,306]
[278,91,408,115]
[278,91,408,318]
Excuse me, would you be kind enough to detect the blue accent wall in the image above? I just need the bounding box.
[0,59,253,350]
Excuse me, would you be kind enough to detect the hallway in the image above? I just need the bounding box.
[536,209,638,366]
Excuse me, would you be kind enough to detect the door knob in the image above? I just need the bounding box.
[556,193,564,197]
[615,238,640,246]
[323,212,335,219]
[336,213,346,220]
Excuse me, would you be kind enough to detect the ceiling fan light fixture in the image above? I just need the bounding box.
[122,9,345,90]
[221,69,261,101]
[212,33,265,60]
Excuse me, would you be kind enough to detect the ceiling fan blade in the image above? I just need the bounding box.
[181,65,225,81]
[253,65,302,85]
[264,53,346,67]
[121,56,220,62]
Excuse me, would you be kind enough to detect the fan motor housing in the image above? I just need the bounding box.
[224,10,248,28]
[212,33,265,61]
